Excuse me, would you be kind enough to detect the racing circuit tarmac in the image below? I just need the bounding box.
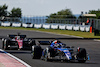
[0,29,100,67]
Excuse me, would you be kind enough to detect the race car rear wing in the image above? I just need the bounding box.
[8,35,26,39]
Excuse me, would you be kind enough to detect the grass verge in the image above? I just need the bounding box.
[0,26,100,38]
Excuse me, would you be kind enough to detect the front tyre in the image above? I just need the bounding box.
[31,46,42,59]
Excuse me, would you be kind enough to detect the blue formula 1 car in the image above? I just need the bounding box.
[31,40,89,63]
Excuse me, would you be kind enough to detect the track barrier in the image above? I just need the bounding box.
[34,24,42,28]
[73,25,79,31]
[0,22,91,32]
[22,23,33,28]
[12,23,21,27]
[1,22,11,27]
[51,24,58,29]
[42,24,50,29]
[80,25,85,32]
[59,24,66,30]
[66,24,73,30]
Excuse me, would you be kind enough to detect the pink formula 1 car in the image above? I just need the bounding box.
[2,33,36,50]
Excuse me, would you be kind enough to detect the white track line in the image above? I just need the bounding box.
[35,30,83,38]
[94,39,100,42]
[0,49,31,67]
[23,30,83,38]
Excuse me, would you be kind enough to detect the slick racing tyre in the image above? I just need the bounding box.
[3,39,9,50]
[2,39,4,49]
[32,46,42,59]
[77,48,87,63]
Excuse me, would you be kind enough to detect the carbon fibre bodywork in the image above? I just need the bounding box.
[2,34,36,50]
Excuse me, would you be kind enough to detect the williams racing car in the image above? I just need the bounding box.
[2,33,36,50]
[31,40,89,63]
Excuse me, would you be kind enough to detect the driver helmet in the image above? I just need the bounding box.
[53,40,57,44]
[15,36,20,40]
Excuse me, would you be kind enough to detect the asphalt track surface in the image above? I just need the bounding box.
[0,29,100,67]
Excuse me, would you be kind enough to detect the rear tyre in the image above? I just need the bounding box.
[3,39,9,50]
[77,48,87,63]
[2,40,4,49]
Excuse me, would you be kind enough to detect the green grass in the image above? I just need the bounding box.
[0,26,100,38]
